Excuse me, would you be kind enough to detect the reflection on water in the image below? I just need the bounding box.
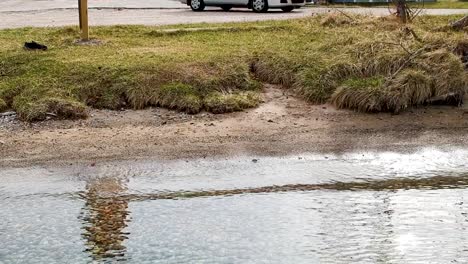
[2,148,468,263]
[121,173,468,201]
[79,177,130,261]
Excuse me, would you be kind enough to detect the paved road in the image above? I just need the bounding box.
[0,0,184,12]
[0,0,467,29]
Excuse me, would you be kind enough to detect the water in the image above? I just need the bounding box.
[2,147,468,263]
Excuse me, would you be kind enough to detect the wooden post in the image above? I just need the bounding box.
[79,0,89,40]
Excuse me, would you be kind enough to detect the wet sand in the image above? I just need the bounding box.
[1,85,467,168]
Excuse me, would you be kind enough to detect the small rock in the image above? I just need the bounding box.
[161,121,167,125]
[252,159,258,163]
[90,162,96,167]
[0,140,4,145]
[267,119,274,123]
[24,41,47,51]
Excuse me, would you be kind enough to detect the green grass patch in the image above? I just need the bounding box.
[0,98,7,112]
[0,14,467,121]
[155,83,203,114]
[204,91,261,114]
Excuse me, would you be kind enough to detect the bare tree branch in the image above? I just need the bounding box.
[451,15,468,31]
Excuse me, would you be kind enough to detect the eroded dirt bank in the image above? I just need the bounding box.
[1,85,467,168]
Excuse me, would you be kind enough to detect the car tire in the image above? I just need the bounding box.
[190,0,205,11]
[251,0,268,13]
[221,5,232,11]
[281,6,294,12]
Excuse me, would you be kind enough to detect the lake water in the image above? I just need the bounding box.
[2,147,468,263]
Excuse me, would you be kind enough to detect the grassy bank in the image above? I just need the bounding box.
[0,14,467,121]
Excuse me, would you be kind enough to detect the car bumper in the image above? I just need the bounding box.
[269,0,306,7]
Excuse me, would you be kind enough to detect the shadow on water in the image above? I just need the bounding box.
[79,177,131,262]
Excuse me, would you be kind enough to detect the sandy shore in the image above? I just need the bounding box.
[1,85,467,168]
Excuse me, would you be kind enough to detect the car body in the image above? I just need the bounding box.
[181,0,305,12]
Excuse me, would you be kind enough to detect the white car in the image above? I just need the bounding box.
[181,0,305,12]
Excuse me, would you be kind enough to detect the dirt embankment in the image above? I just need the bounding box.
[1,85,467,168]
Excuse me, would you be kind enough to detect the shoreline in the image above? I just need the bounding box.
[1,86,467,168]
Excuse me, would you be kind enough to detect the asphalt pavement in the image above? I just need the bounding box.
[0,0,467,29]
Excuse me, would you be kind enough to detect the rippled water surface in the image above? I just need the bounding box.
[2,148,468,263]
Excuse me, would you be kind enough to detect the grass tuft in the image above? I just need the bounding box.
[250,52,305,87]
[155,82,203,114]
[0,98,7,112]
[320,13,353,27]
[331,76,385,112]
[12,96,87,121]
[294,62,361,103]
[204,91,261,114]
[384,69,433,112]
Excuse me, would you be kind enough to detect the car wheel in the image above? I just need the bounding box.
[252,0,268,13]
[281,6,294,12]
[221,5,232,11]
[190,0,205,11]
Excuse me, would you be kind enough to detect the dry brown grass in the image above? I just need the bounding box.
[254,14,467,113]
[320,12,354,27]
[331,49,467,113]
[331,77,385,112]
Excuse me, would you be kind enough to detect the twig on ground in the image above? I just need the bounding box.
[330,7,356,22]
